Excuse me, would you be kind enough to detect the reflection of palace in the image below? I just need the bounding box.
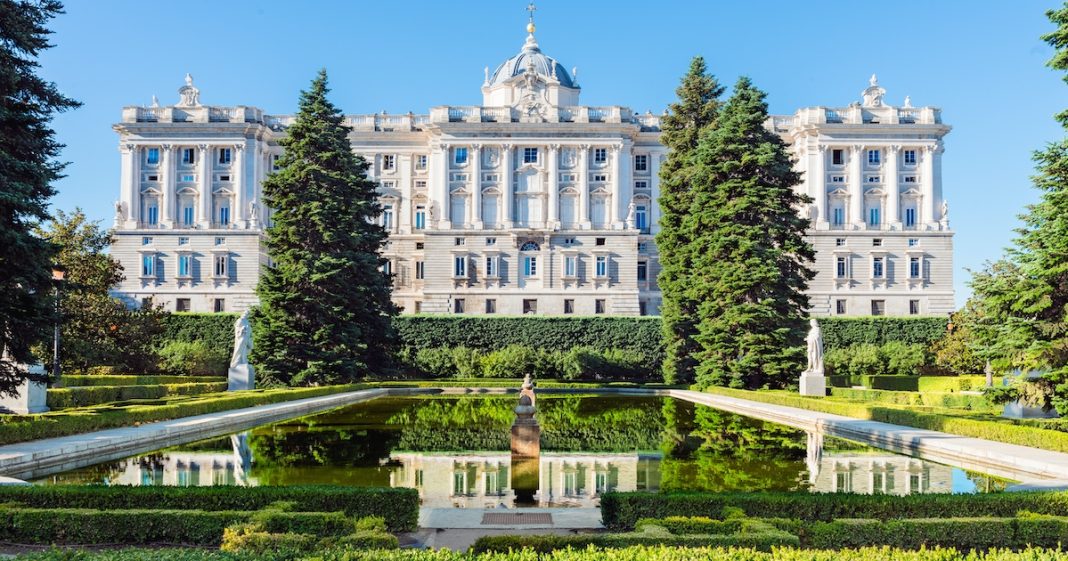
[389,452,660,508]
[805,432,952,495]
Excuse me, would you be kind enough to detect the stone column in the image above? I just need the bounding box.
[849,144,864,228]
[431,143,449,229]
[501,144,514,228]
[922,144,937,227]
[578,145,591,230]
[197,144,211,228]
[886,145,900,229]
[471,145,482,229]
[161,144,176,228]
[233,143,246,229]
[399,153,413,233]
[618,140,634,230]
[813,145,827,228]
[547,144,559,230]
[119,144,139,226]
[649,151,662,235]
[611,144,623,228]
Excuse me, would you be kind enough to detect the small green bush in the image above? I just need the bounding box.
[220,526,318,555]
[451,347,482,378]
[158,340,229,376]
[413,347,454,378]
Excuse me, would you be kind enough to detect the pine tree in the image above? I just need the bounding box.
[686,77,814,390]
[655,57,724,385]
[0,0,79,395]
[252,70,398,386]
[969,4,1068,412]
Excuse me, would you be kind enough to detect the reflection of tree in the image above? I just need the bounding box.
[659,405,809,492]
[965,471,1013,493]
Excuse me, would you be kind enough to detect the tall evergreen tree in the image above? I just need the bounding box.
[655,57,724,384]
[685,77,814,389]
[969,3,1068,412]
[0,0,79,395]
[253,70,398,386]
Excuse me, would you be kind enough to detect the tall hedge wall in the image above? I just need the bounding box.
[160,314,948,366]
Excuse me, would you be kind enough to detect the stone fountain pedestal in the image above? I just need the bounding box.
[510,375,540,506]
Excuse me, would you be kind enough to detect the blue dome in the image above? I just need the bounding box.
[489,35,575,89]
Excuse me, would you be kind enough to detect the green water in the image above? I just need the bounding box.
[35,395,1008,504]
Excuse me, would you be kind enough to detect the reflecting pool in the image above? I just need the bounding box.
[35,395,1012,506]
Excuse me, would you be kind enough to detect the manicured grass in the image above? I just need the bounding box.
[704,386,1068,452]
[0,385,365,446]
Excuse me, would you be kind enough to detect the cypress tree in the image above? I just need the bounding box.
[0,0,79,395]
[655,56,724,384]
[686,77,814,389]
[253,70,398,386]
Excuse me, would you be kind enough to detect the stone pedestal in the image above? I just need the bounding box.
[228,364,255,391]
[0,365,49,414]
[799,372,826,397]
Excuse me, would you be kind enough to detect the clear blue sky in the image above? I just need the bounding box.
[40,0,1066,307]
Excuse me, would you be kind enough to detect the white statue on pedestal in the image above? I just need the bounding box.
[799,318,826,396]
[228,310,255,391]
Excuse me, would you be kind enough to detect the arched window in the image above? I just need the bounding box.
[519,241,540,252]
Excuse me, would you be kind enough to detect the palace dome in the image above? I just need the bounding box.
[488,34,576,89]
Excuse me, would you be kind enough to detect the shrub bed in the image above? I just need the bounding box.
[61,375,225,386]
[808,516,1068,550]
[599,491,1068,530]
[0,486,418,531]
[702,387,1068,453]
[470,527,799,553]
[0,385,364,446]
[819,317,948,348]
[47,382,229,409]
[826,375,998,392]
[0,507,247,545]
[400,345,657,381]
[828,388,994,410]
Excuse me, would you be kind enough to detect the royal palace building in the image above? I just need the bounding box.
[109,16,953,317]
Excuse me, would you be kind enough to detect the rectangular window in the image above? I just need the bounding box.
[382,154,395,170]
[867,176,881,183]
[141,254,155,276]
[867,149,881,165]
[218,148,232,164]
[454,256,466,277]
[910,257,921,278]
[564,255,577,277]
[832,149,844,166]
[873,238,883,247]
[183,206,195,226]
[454,147,468,164]
[214,254,227,277]
[595,237,606,246]
[594,148,607,164]
[836,256,847,278]
[639,301,648,316]
[635,205,648,233]
[141,297,153,308]
[415,260,424,280]
[219,174,231,182]
[595,255,608,277]
[180,174,196,183]
[414,206,426,230]
[908,238,919,247]
[215,237,226,246]
[416,154,428,170]
[147,205,159,226]
[595,299,606,314]
[832,207,844,226]
[871,300,886,316]
[904,175,917,183]
[523,256,537,277]
[831,175,846,183]
[523,147,539,163]
[415,180,427,190]
[142,236,153,246]
[485,256,497,277]
[178,236,189,245]
[637,261,648,281]
[454,298,465,313]
[382,260,392,276]
[455,237,465,246]
[634,180,648,190]
[146,148,160,164]
[872,257,885,278]
[416,242,424,250]
[869,207,880,226]
[485,237,496,246]
[638,241,649,252]
[381,204,394,230]
[836,299,847,315]
[905,208,917,227]
[214,298,225,313]
[563,299,575,314]
[909,300,921,315]
[178,254,191,277]
[835,238,845,247]
[564,237,576,246]
[592,174,607,182]
[904,150,917,165]
[219,206,230,226]
[485,299,496,314]
[175,298,191,312]
[523,299,537,315]
[271,154,281,171]
[182,148,195,165]
[634,154,648,171]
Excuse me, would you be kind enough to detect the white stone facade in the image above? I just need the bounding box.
[110,27,952,317]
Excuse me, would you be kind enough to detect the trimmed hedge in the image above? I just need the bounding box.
[703,386,1068,453]
[827,375,996,392]
[599,491,1068,530]
[818,317,948,348]
[828,388,994,411]
[470,528,800,553]
[47,382,228,409]
[0,486,418,531]
[808,517,1068,550]
[0,385,363,446]
[62,374,225,386]
[15,546,1068,561]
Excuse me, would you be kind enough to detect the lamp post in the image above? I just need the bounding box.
[51,264,65,383]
